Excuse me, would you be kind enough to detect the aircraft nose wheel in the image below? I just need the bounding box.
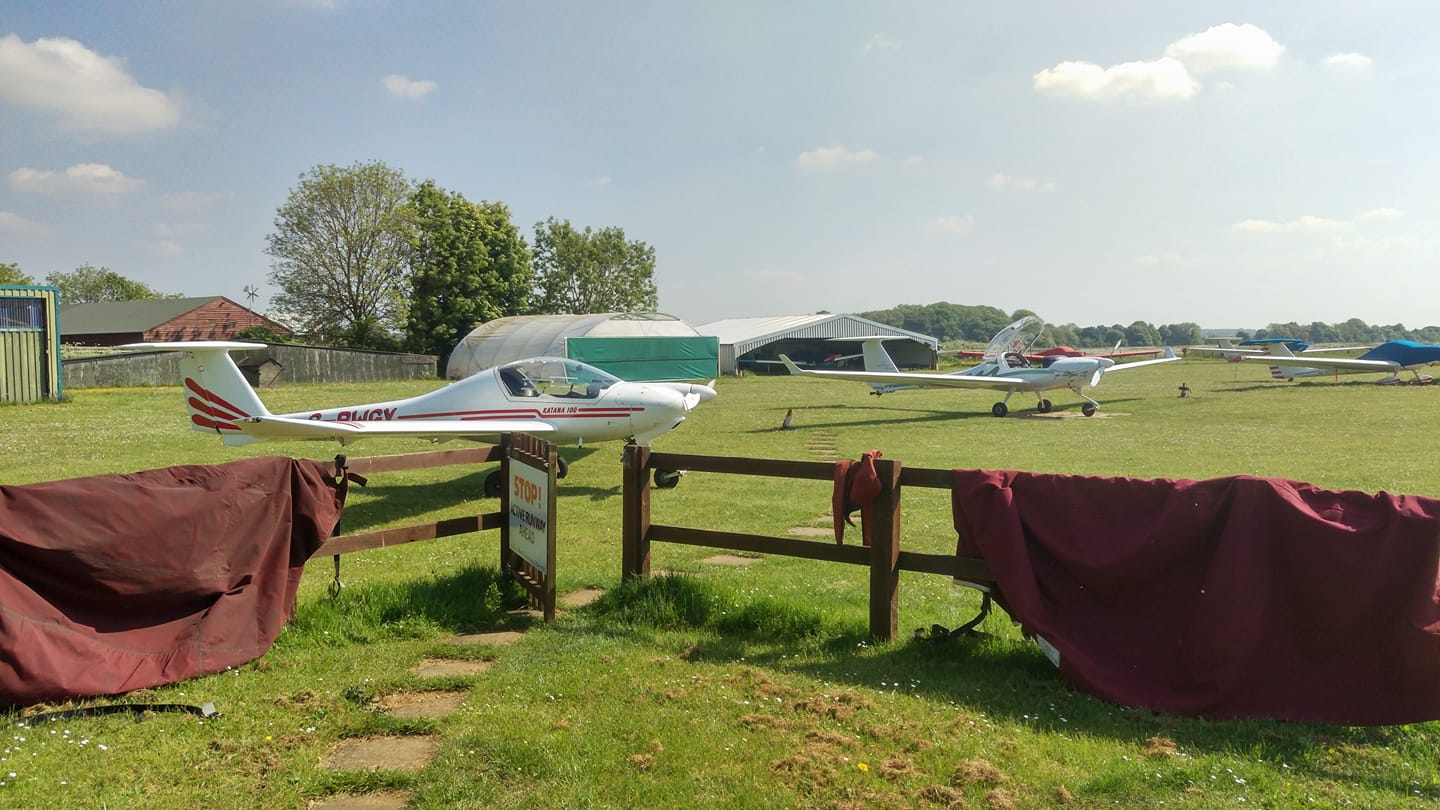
[654,469,682,489]
[1081,403,1098,417]
[484,470,504,498]
[1037,399,1053,413]
[991,402,1008,418]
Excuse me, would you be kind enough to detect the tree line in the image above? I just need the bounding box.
[858,301,1440,349]
[858,302,1208,349]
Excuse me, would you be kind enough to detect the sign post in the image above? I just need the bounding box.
[501,433,557,621]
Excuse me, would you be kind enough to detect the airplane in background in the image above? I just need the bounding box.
[1188,337,1311,361]
[127,341,717,492]
[1240,340,1440,384]
[778,316,1179,417]
[954,345,1161,361]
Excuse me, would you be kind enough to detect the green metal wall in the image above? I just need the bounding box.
[0,286,62,403]
[565,336,720,381]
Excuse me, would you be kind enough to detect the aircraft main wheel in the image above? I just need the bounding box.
[556,456,569,479]
[654,469,682,489]
[484,470,504,498]
[1037,399,1053,413]
[991,402,1008,418]
[1081,403,1098,417]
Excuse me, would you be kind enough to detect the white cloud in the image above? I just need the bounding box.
[1034,23,1285,103]
[1033,57,1199,102]
[381,74,437,99]
[863,34,900,53]
[900,155,923,168]
[0,34,181,134]
[1323,52,1373,70]
[7,163,145,195]
[987,173,1055,192]
[1164,23,1284,72]
[584,176,612,186]
[1230,215,1349,233]
[0,211,51,235]
[1232,208,1405,234]
[794,145,879,170]
[926,215,974,235]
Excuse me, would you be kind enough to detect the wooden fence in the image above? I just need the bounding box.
[313,436,558,620]
[621,447,994,641]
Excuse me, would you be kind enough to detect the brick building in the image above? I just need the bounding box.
[60,296,292,346]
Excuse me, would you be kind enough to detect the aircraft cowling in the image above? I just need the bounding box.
[611,384,693,446]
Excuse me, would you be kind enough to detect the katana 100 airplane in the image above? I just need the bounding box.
[128,341,717,489]
[779,316,1177,417]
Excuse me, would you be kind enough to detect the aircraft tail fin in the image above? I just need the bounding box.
[123,342,271,445]
[859,339,902,374]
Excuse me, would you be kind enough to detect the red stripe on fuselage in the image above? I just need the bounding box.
[396,408,643,420]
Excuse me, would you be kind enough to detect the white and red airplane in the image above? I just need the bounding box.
[779,317,1178,417]
[128,341,717,489]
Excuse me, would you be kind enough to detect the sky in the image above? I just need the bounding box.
[2,1,1438,331]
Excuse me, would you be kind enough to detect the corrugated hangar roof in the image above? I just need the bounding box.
[447,312,700,378]
[698,313,937,356]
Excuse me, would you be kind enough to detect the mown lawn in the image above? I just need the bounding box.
[1,356,1438,808]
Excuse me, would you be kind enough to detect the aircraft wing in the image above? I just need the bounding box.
[1186,346,1268,357]
[1101,349,1180,372]
[1239,355,1400,373]
[780,355,1025,390]
[225,415,556,443]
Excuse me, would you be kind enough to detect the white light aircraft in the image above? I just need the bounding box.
[779,316,1178,417]
[128,341,717,491]
[1240,340,1440,384]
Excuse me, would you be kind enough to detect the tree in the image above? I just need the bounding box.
[405,181,533,364]
[45,264,180,304]
[1,261,35,285]
[1124,321,1162,347]
[1159,322,1204,346]
[266,161,415,349]
[532,218,657,314]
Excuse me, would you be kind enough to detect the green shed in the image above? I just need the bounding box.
[0,285,63,403]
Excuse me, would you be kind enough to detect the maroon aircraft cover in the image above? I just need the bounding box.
[951,469,1440,725]
[0,457,346,707]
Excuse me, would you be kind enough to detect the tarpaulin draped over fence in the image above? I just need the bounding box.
[951,469,1440,725]
[0,457,346,707]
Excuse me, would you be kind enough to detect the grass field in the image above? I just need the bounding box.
[2,356,1439,808]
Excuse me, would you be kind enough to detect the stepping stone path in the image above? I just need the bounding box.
[379,690,468,720]
[804,431,841,461]
[408,658,494,678]
[560,587,605,608]
[309,791,414,810]
[317,588,607,806]
[321,736,440,772]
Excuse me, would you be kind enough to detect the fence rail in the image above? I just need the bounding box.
[621,447,993,641]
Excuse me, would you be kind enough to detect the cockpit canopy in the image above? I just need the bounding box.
[496,357,621,399]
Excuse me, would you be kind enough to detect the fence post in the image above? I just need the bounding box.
[868,458,902,641]
[621,444,652,581]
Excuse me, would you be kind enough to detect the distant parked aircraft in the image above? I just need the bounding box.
[779,316,1178,417]
[1241,341,1440,384]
